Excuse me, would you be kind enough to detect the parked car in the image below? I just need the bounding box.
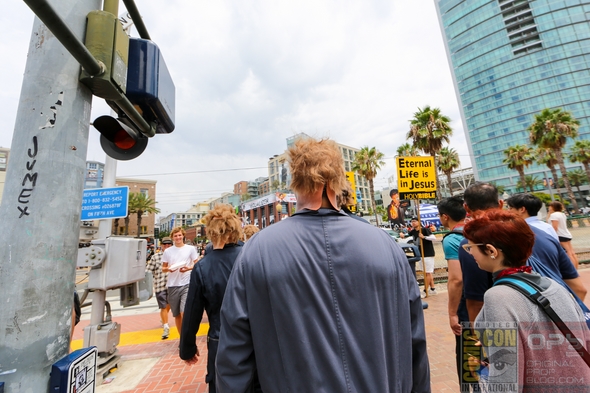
[381,228,400,239]
[381,228,414,243]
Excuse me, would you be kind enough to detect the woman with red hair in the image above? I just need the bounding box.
[463,210,590,392]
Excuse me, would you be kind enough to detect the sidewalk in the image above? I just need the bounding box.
[73,267,590,393]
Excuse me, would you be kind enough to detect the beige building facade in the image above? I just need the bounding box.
[113,177,157,237]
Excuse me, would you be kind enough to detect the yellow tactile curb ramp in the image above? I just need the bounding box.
[71,323,209,351]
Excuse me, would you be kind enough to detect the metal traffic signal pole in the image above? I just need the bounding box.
[0,0,101,391]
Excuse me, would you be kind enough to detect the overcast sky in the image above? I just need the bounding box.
[0,0,471,217]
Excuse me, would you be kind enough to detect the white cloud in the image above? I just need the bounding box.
[1,0,472,216]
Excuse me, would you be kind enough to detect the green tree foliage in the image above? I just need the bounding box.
[438,147,460,197]
[503,144,533,192]
[567,168,588,197]
[158,230,170,241]
[352,146,385,226]
[516,175,543,193]
[407,106,453,199]
[568,139,590,182]
[128,192,160,238]
[396,143,418,157]
[529,108,580,211]
[489,181,506,195]
[532,192,567,206]
[375,205,388,223]
[535,146,561,197]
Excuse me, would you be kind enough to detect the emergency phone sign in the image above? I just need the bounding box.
[396,156,437,200]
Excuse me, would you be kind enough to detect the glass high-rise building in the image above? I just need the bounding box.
[435,0,590,190]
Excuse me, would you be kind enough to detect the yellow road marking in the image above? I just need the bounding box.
[71,323,209,351]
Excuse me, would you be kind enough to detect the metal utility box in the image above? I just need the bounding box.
[120,282,140,307]
[126,38,175,134]
[80,11,129,99]
[87,238,146,290]
[50,347,97,393]
[83,324,120,355]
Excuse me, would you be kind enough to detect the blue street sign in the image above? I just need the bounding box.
[81,186,129,220]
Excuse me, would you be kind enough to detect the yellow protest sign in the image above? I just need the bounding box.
[396,156,437,199]
[345,171,357,212]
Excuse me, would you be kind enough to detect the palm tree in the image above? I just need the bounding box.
[128,192,160,238]
[113,217,122,235]
[241,193,252,202]
[396,143,418,157]
[352,146,385,226]
[123,197,133,236]
[567,168,588,198]
[529,108,581,212]
[489,181,506,195]
[503,144,533,192]
[535,147,561,195]
[568,139,590,182]
[375,205,388,223]
[407,106,453,199]
[437,147,460,197]
[517,175,543,193]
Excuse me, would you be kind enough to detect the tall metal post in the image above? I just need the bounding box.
[88,155,117,327]
[0,1,101,391]
[544,170,556,201]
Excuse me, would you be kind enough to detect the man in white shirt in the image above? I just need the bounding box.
[505,193,559,241]
[162,227,199,338]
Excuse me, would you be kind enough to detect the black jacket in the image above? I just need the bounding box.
[180,243,243,360]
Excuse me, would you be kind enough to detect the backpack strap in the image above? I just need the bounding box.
[494,276,590,368]
[443,229,464,240]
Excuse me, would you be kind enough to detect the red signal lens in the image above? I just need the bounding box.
[113,130,136,150]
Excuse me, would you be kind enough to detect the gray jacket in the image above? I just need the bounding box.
[216,208,430,393]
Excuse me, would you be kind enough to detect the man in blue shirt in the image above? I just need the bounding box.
[505,193,559,241]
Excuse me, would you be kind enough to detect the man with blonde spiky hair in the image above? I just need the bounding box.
[216,137,430,393]
[180,204,244,393]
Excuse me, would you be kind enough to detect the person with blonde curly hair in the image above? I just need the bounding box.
[179,204,243,393]
[242,224,260,241]
[216,137,430,393]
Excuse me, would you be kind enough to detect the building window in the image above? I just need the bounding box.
[141,226,147,235]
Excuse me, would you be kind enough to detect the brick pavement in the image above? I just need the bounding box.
[75,267,590,393]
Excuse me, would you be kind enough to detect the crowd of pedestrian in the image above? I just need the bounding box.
[141,136,589,393]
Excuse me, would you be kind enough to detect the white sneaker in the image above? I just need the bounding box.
[162,325,170,340]
[420,291,426,299]
[429,288,437,295]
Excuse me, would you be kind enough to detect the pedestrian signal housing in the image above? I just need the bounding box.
[83,15,176,161]
[93,115,148,160]
[126,38,175,134]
